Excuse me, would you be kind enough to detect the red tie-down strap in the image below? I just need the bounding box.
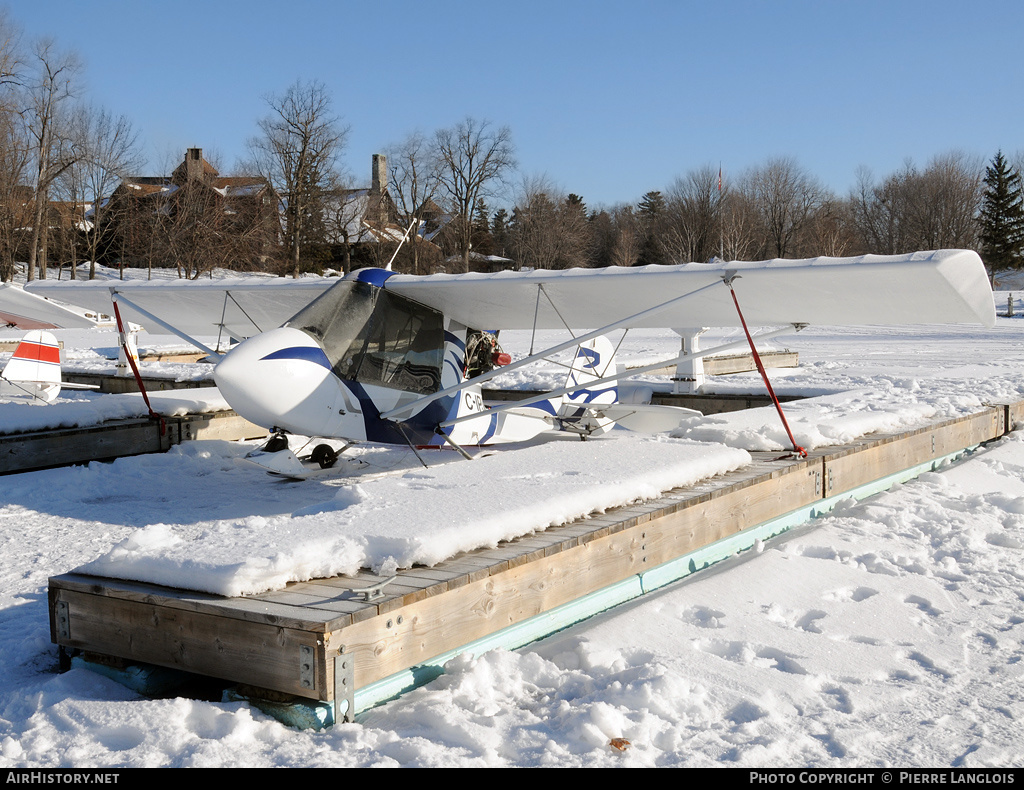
[112,300,166,436]
[724,277,806,458]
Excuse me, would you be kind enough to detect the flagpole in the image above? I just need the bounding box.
[718,162,724,261]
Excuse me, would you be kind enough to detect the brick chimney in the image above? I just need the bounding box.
[186,148,204,182]
[371,154,387,194]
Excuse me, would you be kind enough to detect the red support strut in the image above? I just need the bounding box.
[725,278,806,458]
[112,300,166,436]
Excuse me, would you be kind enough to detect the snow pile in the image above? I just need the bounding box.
[672,388,938,451]
[79,435,751,596]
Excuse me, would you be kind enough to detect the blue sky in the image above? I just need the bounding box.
[8,0,1024,211]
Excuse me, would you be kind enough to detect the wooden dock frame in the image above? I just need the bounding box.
[47,400,1020,727]
[0,411,267,475]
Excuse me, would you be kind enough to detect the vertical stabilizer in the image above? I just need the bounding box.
[1,330,62,402]
[553,336,618,437]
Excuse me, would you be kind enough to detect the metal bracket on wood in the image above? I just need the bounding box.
[811,469,822,497]
[299,644,316,692]
[333,650,354,724]
[350,576,396,602]
[55,600,70,641]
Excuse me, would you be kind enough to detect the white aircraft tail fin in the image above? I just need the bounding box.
[1,330,63,402]
[553,336,619,437]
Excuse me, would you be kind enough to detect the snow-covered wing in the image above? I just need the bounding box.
[384,251,995,330]
[0,284,99,330]
[24,278,333,340]
[18,251,994,340]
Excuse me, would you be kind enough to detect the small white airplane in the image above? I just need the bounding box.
[0,330,97,403]
[23,250,996,475]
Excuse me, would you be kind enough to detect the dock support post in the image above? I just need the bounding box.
[672,328,707,394]
[116,328,139,378]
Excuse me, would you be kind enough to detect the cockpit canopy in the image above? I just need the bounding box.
[287,279,443,394]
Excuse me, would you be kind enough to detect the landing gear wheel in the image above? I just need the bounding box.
[310,444,339,469]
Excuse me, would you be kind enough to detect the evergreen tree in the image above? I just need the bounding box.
[471,198,494,256]
[637,190,668,265]
[979,151,1024,274]
[491,208,510,256]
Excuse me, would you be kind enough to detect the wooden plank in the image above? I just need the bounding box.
[1006,400,1024,432]
[822,408,1003,496]
[176,412,267,443]
[634,350,800,377]
[49,572,356,631]
[0,411,265,475]
[0,419,167,474]
[51,588,329,698]
[61,373,213,394]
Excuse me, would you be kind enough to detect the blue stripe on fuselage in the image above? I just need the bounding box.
[259,346,332,369]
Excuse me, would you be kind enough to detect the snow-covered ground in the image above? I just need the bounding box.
[0,289,1022,767]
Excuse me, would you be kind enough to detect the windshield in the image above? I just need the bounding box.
[287,279,443,394]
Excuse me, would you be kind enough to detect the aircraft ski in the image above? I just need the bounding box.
[239,440,368,480]
[22,250,996,467]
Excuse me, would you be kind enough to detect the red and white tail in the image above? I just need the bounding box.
[1,330,62,402]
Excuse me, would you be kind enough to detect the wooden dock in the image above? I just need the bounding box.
[0,411,267,474]
[47,399,1022,726]
[628,349,799,377]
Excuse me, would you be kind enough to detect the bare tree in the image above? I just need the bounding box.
[434,117,515,273]
[248,79,347,278]
[387,131,443,275]
[22,38,82,281]
[807,197,856,257]
[609,204,642,267]
[663,165,725,263]
[0,12,27,282]
[850,153,983,254]
[850,165,906,254]
[741,156,828,258]
[320,182,364,275]
[55,104,142,279]
[0,111,28,281]
[509,175,589,270]
[913,151,983,250]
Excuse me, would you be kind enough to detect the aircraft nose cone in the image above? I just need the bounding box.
[214,327,334,433]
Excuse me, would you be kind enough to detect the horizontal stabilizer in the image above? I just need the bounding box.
[593,403,701,434]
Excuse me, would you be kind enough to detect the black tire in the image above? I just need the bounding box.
[310,444,339,469]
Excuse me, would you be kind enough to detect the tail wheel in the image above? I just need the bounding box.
[310,444,339,469]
